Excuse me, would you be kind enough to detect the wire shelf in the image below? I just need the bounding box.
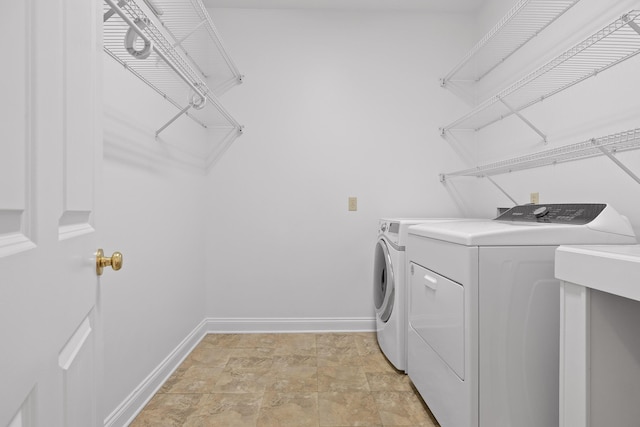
[103,0,242,137]
[145,0,242,95]
[441,0,580,86]
[440,128,640,180]
[442,11,640,133]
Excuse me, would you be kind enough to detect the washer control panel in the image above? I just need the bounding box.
[379,221,400,235]
[495,203,607,224]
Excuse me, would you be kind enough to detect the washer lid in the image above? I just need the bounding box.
[408,204,637,246]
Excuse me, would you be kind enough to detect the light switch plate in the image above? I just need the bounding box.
[530,192,540,204]
[348,197,357,211]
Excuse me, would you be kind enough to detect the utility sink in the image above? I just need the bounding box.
[556,244,640,427]
[556,244,640,301]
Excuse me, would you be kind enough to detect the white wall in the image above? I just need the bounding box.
[465,0,640,235]
[101,56,208,417]
[204,9,478,325]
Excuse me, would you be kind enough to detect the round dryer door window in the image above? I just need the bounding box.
[373,239,395,323]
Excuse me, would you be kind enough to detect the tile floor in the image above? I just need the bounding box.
[131,332,440,426]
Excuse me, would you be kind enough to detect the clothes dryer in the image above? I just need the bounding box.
[374,218,474,372]
[405,204,637,427]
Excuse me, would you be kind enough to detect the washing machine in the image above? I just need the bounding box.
[374,218,474,372]
[405,204,637,427]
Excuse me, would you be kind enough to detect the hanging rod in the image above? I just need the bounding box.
[440,128,640,182]
[441,11,640,134]
[441,0,580,87]
[103,0,242,137]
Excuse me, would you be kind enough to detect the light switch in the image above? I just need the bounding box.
[530,192,540,204]
[348,197,357,211]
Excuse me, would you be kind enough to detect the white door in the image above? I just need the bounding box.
[0,0,107,426]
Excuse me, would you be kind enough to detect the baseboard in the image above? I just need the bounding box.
[103,316,375,426]
[204,317,376,333]
[103,319,208,427]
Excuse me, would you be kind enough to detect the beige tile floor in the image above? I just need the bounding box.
[131,332,440,427]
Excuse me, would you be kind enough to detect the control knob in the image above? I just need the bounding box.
[533,206,549,218]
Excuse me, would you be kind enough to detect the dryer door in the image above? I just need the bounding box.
[374,238,395,322]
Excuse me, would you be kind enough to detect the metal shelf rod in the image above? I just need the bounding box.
[498,97,547,143]
[204,91,242,130]
[594,140,640,185]
[486,176,519,205]
[104,0,206,104]
[191,0,242,81]
[171,19,209,78]
[156,104,192,137]
[441,0,580,86]
[104,0,128,22]
[173,19,207,49]
[103,48,209,129]
[103,0,244,142]
[442,11,640,134]
[150,0,242,90]
[440,128,640,181]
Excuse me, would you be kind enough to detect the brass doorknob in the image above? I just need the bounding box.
[96,248,123,276]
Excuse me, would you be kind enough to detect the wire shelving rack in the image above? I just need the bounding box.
[145,0,242,95]
[441,11,640,136]
[441,0,580,87]
[103,0,243,138]
[440,128,640,203]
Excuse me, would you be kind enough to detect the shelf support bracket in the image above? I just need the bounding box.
[156,103,207,138]
[499,97,547,144]
[103,0,128,22]
[440,172,518,205]
[171,19,209,78]
[142,0,164,17]
[156,105,192,137]
[486,175,519,205]
[105,0,209,138]
[173,19,208,49]
[592,139,640,185]
[626,16,640,36]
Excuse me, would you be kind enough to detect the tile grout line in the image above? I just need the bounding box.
[315,333,321,427]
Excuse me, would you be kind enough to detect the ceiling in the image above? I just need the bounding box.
[201,0,485,13]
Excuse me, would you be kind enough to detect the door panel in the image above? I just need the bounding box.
[60,0,97,239]
[0,0,103,425]
[0,0,35,256]
[7,389,36,427]
[59,314,96,427]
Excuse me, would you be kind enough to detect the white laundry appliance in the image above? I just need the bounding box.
[374,218,474,372]
[405,204,637,427]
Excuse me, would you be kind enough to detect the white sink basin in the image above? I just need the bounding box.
[556,244,640,302]
[556,244,640,427]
